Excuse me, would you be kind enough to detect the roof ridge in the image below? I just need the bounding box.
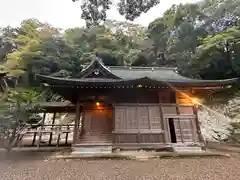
[108,66,177,70]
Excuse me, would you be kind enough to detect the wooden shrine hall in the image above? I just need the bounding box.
[38,58,238,153]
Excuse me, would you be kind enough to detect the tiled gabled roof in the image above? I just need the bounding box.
[37,58,238,87]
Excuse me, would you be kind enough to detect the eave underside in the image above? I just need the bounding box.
[37,75,237,104]
[38,75,238,88]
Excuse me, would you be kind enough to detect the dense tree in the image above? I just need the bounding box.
[2,19,83,83]
[199,0,240,33]
[190,26,240,79]
[145,1,240,77]
[0,27,19,62]
[72,0,160,26]
[0,0,239,84]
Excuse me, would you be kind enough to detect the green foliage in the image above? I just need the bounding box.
[0,1,239,85]
[190,26,240,79]
[0,88,43,113]
[0,88,44,133]
[0,1,239,82]
[72,0,160,26]
[227,122,240,143]
[0,1,239,84]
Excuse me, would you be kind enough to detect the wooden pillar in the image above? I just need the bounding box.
[175,101,184,143]
[49,112,56,145]
[65,125,69,145]
[147,106,151,130]
[42,112,46,125]
[17,134,24,148]
[193,105,206,149]
[32,132,37,146]
[73,101,81,145]
[136,102,140,144]
[80,110,85,136]
[56,133,61,148]
[159,104,170,143]
[158,92,170,144]
[14,134,20,147]
[112,104,115,144]
[178,117,184,143]
[37,112,46,148]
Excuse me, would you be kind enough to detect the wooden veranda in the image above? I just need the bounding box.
[0,102,77,150]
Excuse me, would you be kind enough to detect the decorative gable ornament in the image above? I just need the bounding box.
[94,70,100,75]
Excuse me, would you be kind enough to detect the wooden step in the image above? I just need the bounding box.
[77,134,113,144]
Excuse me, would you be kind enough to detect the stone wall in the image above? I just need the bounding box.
[198,107,231,141]
[198,96,240,141]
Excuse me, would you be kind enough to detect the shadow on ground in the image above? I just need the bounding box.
[0,151,55,161]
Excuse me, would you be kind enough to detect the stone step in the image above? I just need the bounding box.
[72,146,112,156]
[79,137,112,141]
[79,135,112,138]
[74,143,113,146]
[172,145,203,153]
[78,141,112,144]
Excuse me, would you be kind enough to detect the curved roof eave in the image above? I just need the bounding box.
[37,75,238,87]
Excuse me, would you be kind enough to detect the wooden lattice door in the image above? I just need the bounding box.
[173,118,199,143]
[84,110,112,135]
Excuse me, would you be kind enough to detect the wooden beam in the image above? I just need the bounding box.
[163,115,195,119]
[112,130,164,134]
[115,103,193,107]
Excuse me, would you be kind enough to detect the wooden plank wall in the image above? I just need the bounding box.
[113,105,165,144]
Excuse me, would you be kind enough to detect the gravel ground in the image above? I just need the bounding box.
[1,152,240,180]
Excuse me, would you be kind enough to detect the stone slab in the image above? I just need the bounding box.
[172,145,203,153]
[72,146,112,156]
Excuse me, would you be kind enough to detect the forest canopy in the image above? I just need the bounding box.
[0,0,239,86]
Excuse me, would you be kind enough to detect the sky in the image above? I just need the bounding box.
[0,0,200,29]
